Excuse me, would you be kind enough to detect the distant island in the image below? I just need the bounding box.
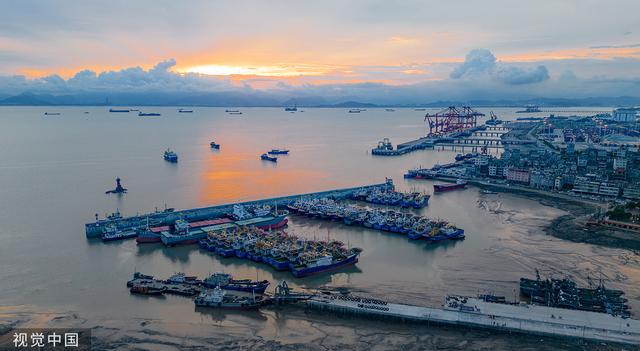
[1,91,639,108]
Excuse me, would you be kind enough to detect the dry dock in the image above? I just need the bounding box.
[85,182,389,238]
[307,294,640,345]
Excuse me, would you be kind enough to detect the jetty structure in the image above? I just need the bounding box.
[307,292,640,345]
[85,181,391,238]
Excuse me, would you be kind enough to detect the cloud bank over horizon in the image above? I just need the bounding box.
[0,48,638,105]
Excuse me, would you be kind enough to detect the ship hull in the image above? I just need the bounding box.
[290,254,359,278]
[433,183,467,193]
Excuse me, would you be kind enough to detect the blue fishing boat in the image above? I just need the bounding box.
[261,153,277,162]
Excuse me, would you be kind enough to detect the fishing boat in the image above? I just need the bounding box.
[202,272,270,293]
[194,286,265,309]
[289,248,361,278]
[261,153,277,162]
[210,141,221,149]
[164,149,178,162]
[433,179,467,193]
[267,149,289,155]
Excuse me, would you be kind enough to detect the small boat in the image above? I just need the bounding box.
[284,106,297,112]
[228,111,243,115]
[225,109,240,113]
[139,112,161,117]
[164,149,178,163]
[109,108,130,113]
[414,108,426,111]
[210,141,221,149]
[44,112,61,115]
[267,149,289,155]
[433,179,467,193]
[261,153,277,162]
[348,109,361,113]
[385,108,395,112]
[178,109,193,113]
[480,189,498,195]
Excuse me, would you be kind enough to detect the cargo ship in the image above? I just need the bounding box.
[139,111,161,116]
[194,286,265,309]
[433,179,467,193]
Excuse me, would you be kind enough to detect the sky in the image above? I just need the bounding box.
[1,0,639,103]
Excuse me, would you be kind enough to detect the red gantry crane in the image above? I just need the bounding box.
[424,106,485,137]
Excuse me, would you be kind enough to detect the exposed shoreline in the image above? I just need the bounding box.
[469,180,640,251]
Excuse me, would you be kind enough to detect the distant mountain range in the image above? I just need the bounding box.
[1,91,639,108]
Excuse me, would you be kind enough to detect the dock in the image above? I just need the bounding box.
[85,182,390,238]
[372,126,509,156]
[306,293,640,345]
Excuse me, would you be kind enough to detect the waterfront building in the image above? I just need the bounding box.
[612,107,639,122]
[623,184,640,200]
[506,168,531,184]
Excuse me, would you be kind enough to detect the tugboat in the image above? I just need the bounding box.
[105,177,128,194]
[194,286,265,309]
[164,149,178,163]
[261,153,277,162]
[202,272,270,293]
[210,141,221,149]
[267,149,289,155]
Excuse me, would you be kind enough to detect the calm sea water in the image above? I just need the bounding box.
[0,106,636,349]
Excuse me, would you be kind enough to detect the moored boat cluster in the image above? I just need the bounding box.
[350,186,430,208]
[288,198,465,242]
[199,226,362,277]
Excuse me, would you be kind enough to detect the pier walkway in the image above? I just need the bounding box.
[85,182,389,238]
[307,294,640,345]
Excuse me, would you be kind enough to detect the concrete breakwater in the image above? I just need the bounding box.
[85,182,390,238]
[306,293,640,345]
